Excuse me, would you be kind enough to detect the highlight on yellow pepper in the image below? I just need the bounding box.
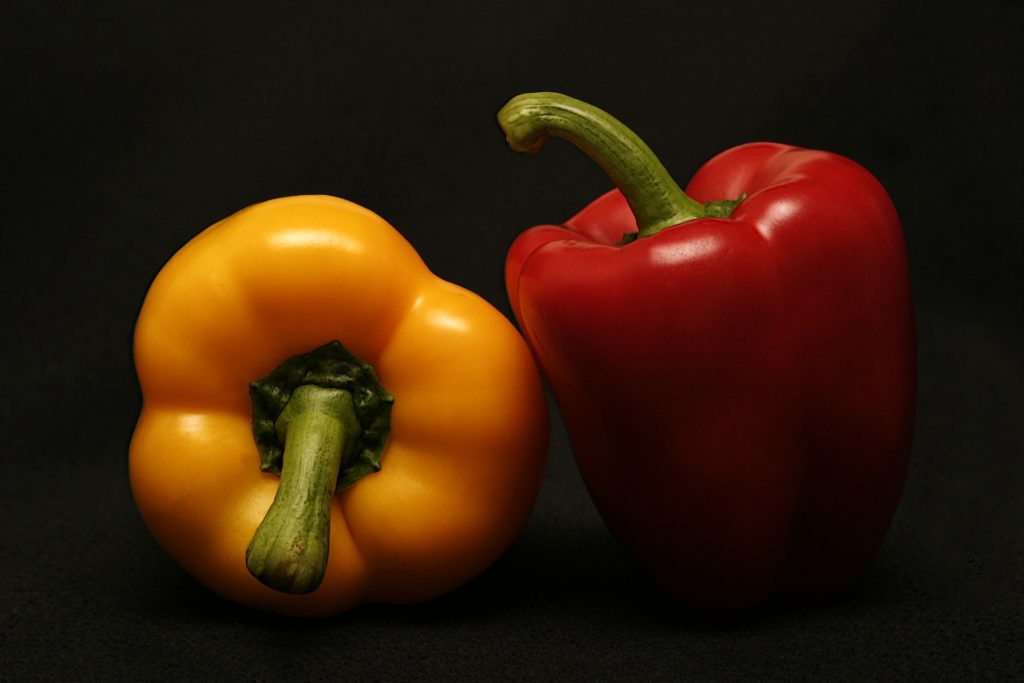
[130,195,549,616]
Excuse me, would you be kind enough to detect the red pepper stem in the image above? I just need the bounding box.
[498,92,706,237]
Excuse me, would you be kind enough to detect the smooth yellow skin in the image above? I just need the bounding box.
[130,195,548,617]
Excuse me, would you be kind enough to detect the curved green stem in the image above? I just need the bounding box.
[245,385,360,594]
[498,92,706,237]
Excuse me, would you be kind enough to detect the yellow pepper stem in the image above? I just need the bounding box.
[245,385,360,594]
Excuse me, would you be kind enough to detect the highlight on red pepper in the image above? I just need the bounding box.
[499,92,915,613]
[130,195,548,616]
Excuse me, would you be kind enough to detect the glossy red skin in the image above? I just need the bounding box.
[506,143,915,613]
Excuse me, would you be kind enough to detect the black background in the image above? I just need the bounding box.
[4,0,1021,679]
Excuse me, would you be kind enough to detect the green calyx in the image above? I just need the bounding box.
[245,341,393,594]
[250,340,392,490]
[497,92,745,244]
[618,193,748,245]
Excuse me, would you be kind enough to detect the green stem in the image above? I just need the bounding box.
[245,385,360,594]
[497,92,706,237]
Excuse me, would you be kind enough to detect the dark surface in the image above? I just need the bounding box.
[3,1,1021,680]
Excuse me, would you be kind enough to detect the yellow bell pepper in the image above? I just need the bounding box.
[130,195,548,617]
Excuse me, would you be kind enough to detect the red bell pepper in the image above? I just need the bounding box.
[499,92,915,613]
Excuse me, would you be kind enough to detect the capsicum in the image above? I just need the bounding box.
[499,93,915,613]
[130,195,548,616]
